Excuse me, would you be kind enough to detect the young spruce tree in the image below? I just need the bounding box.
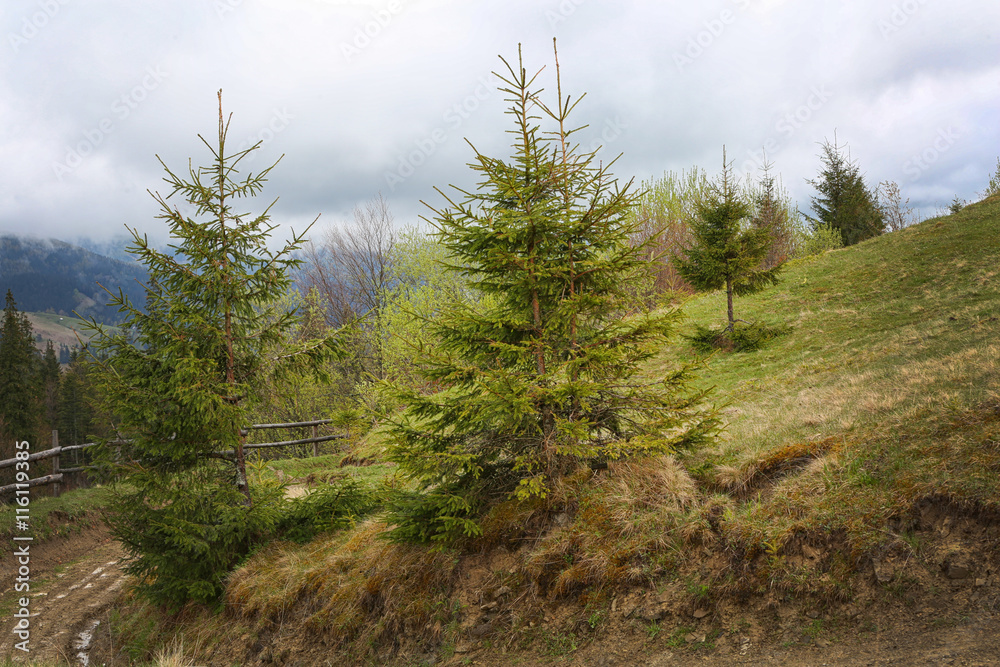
[675,149,781,331]
[88,93,342,606]
[807,135,884,246]
[386,43,715,543]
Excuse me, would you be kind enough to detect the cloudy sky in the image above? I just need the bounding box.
[1,0,997,248]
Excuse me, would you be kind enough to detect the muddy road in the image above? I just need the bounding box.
[1,528,125,666]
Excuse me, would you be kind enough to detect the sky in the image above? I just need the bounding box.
[1,0,997,249]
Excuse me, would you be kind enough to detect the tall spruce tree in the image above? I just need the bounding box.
[87,92,343,606]
[57,350,93,447]
[385,43,715,543]
[674,149,781,331]
[0,290,40,444]
[40,341,60,430]
[807,136,884,246]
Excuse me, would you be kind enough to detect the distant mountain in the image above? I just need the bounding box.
[0,235,147,325]
[71,235,147,264]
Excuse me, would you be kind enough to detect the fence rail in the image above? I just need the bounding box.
[0,420,345,497]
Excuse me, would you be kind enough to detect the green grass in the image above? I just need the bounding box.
[666,201,1000,464]
[255,452,398,489]
[655,196,1000,562]
[0,486,109,552]
[38,197,1000,664]
[25,311,104,349]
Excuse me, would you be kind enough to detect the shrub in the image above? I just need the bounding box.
[798,222,844,257]
[687,321,790,354]
[983,157,1000,200]
[277,480,380,543]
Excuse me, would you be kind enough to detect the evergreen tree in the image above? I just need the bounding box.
[40,341,61,430]
[674,149,782,331]
[57,349,94,447]
[807,136,884,246]
[748,159,796,269]
[87,92,343,606]
[385,43,714,543]
[0,290,40,443]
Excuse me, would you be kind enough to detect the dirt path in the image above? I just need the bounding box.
[1,528,125,666]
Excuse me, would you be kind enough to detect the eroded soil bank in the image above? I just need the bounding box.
[69,498,1000,667]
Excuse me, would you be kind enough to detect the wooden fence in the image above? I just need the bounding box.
[0,420,344,497]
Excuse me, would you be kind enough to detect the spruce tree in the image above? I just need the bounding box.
[385,43,714,543]
[749,159,795,269]
[40,341,60,430]
[87,92,343,606]
[674,149,781,331]
[0,290,40,443]
[807,136,884,246]
[57,349,94,447]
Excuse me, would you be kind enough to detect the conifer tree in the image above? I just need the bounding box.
[385,43,714,543]
[88,92,343,606]
[674,149,781,331]
[807,136,884,245]
[57,349,94,447]
[0,290,40,443]
[40,341,60,430]
[749,159,795,269]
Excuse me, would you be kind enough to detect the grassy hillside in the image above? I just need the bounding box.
[96,197,1000,665]
[26,311,96,350]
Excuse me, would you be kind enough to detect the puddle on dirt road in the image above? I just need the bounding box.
[73,619,100,666]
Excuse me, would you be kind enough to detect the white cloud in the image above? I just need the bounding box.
[1,0,998,242]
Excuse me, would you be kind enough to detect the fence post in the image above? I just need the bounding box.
[312,424,319,458]
[51,430,60,498]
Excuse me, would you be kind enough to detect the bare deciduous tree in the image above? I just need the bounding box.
[300,193,397,381]
[301,193,397,328]
[876,180,915,232]
[628,168,707,295]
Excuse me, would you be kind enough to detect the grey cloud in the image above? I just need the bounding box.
[1,0,998,243]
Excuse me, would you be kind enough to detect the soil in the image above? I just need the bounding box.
[8,499,1000,666]
[1,526,125,666]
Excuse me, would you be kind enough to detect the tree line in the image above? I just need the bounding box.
[0,290,99,487]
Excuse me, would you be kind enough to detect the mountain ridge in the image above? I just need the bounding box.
[0,234,147,326]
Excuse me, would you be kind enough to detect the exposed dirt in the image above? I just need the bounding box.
[16,498,1000,667]
[78,497,998,667]
[1,526,125,666]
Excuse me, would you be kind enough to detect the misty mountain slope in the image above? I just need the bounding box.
[0,235,147,325]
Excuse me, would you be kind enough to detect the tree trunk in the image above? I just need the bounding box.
[726,276,734,331]
[216,91,252,508]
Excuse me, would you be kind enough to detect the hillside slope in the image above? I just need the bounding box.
[90,198,1000,666]
[0,235,146,325]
